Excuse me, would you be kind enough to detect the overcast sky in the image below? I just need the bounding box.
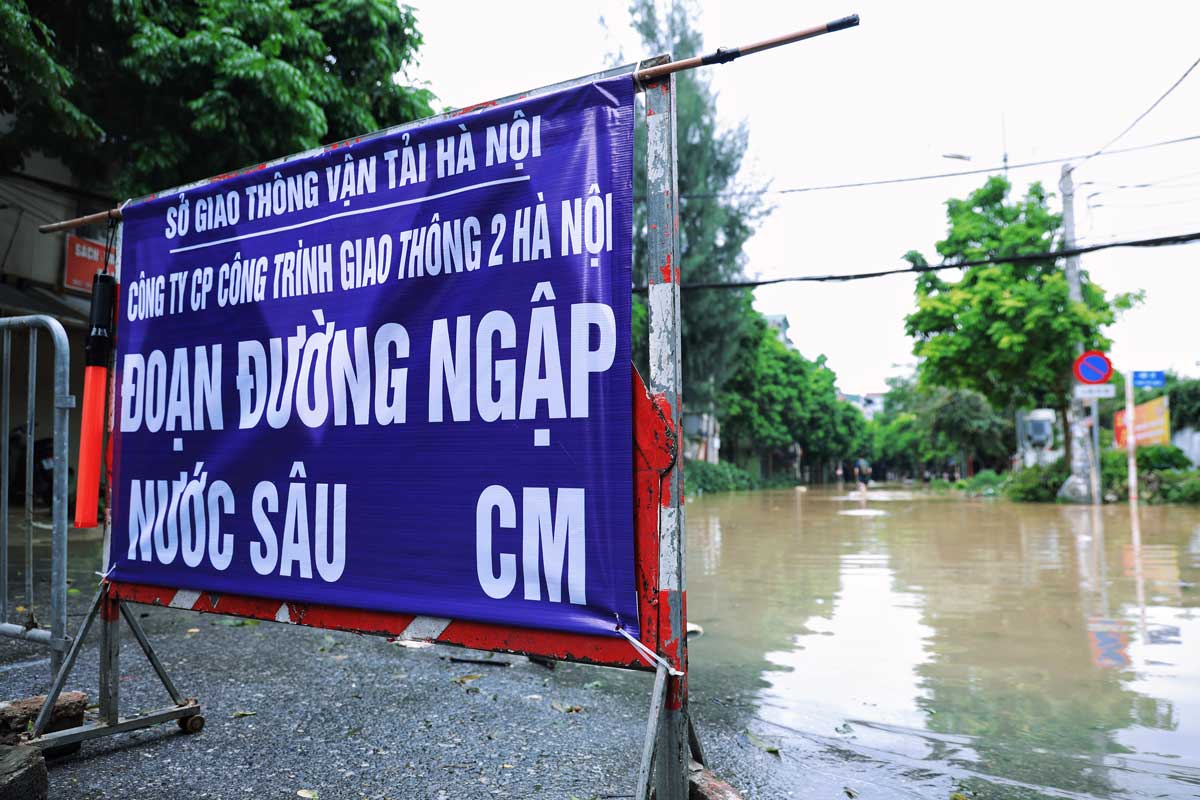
[412,1,1200,395]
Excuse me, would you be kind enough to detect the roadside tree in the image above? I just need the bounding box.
[2,0,434,197]
[904,176,1137,468]
[627,0,768,410]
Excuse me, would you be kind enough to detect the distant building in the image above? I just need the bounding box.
[840,392,885,421]
[1,152,113,468]
[764,314,793,348]
[682,412,720,464]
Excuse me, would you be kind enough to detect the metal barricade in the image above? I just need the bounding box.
[0,314,72,678]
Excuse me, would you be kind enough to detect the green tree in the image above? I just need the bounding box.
[904,176,1137,468]
[720,313,866,479]
[721,314,811,464]
[870,373,1012,477]
[627,0,767,410]
[925,386,1012,474]
[2,0,434,197]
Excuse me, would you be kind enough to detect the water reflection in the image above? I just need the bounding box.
[686,488,1200,798]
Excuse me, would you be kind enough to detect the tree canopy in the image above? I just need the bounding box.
[870,373,1012,477]
[904,176,1137,415]
[2,0,435,197]
[721,315,867,474]
[627,0,767,410]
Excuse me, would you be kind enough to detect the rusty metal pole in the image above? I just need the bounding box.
[643,57,688,800]
[98,586,121,725]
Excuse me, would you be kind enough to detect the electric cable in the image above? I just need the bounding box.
[1079,54,1200,165]
[664,133,1200,201]
[631,229,1200,292]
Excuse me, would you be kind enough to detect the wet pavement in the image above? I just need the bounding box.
[1,487,1198,799]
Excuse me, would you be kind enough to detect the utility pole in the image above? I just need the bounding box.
[1058,164,1098,503]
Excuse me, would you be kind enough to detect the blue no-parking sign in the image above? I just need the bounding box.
[1073,350,1113,385]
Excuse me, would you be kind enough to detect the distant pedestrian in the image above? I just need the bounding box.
[853,458,872,492]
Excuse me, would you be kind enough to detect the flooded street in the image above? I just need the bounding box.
[686,487,1200,799]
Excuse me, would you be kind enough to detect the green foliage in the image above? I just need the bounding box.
[961,469,1005,495]
[684,459,757,495]
[869,373,1012,476]
[1018,447,1200,504]
[1169,379,1200,430]
[627,0,767,410]
[1005,460,1071,503]
[720,313,866,472]
[1159,470,1200,504]
[1101,445,1192,500]
[904,176,1138,415]
[2,0,435,197]
[1134,444,1191,471]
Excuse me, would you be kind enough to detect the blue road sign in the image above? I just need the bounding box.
[1133,371,1166,388]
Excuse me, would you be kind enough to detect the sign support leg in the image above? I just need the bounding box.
[32,586,103,736]
[98,589,120,725]
[644,59,689,800]
[636,663,669,800]
[28,582,203,747]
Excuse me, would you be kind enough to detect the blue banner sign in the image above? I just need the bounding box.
[1132,371,1166,389]
[111,77,637,637]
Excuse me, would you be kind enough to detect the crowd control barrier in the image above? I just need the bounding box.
[0,315,73,680]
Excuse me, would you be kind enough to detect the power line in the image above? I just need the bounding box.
[635,230,1200,292]
[1081,54,1200,164]
[670,132,1200,200]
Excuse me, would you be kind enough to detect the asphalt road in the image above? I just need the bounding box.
[0,533,959,800]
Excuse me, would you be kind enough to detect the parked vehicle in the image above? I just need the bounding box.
[6,425,70,509]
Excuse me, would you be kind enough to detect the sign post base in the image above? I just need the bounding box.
[23,583,203,750]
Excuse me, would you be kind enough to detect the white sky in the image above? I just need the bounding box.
[412,1,1200,395]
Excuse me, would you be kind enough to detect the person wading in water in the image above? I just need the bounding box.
[853,457,872,493]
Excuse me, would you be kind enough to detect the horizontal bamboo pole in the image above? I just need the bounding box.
[634,14,859,83]
[37,207,121,234]
[38,14,859,235]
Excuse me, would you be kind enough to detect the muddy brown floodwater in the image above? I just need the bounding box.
[686,486,1200,799]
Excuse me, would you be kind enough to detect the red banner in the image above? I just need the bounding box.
[64,233,109,294]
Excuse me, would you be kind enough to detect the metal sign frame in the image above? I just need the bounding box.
[28,56,693,799]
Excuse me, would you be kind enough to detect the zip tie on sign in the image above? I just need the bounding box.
[616,626,684,677]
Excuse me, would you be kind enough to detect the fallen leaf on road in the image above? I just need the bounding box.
[231,710,257,719]
[745,731,780,756]
[452,673,483,685]
[551,701,583,714]
[296,791,318,799]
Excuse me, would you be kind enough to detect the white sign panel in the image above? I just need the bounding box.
[1075,384,1116,399]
